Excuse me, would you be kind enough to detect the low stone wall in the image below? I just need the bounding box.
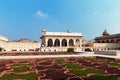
[94,50,120,56]
[0,42,41,52]
[40,47,82,52]
[93,43,120,51]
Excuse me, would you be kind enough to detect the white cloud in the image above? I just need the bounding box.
[35,10,48,18]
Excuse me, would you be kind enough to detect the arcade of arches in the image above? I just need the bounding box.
[95,30,120,43]
[96,39,120,43]
[47,38,81,47]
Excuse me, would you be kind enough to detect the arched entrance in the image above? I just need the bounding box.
[116,39,120,43]
[47,39,53,47]
[102,40,105,43]
[54,39,60,47]
[98,41,101,43]
[111,40,115,43]
[62,39,67,47]
[76,39,80,47]
[69,39,74,46]
[106,40,109,43]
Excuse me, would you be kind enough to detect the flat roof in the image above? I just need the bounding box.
[41,32,83,37]
[0,35,8,42]
[95,33,120,40]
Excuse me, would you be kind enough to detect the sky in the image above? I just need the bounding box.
[0,0,120,42]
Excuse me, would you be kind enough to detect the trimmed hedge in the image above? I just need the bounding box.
[85,48,92,52]
[67,48,74,52]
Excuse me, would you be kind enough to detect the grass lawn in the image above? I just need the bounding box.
[56,60,65,64]
[108,62,120,67]
[69,68,104,76]
[19,61,28,63]
[13,66,29,72]
[65,62,82,69]
[0,73,42,80]
[84,75,117,80]
[11,63,20,66]
[84,57,97,62]
[102,60,120,67]
[11,63,32,67]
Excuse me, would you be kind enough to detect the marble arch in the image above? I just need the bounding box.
[62,39,67,47]
[76,39,80,47]
[54,39,60,47]
[47,39,53,47]
[69,39,74,46]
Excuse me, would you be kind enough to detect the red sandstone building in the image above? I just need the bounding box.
[94,29,120,51]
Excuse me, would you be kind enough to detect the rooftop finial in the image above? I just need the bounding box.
[67,29,71,33]
[41,28,46,34]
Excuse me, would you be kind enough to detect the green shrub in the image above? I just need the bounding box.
[0,47,2,52]
[67,48,74,52]
[85,48,92,52]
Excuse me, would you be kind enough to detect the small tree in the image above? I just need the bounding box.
[0,47,2,52]
[67,48,74,52]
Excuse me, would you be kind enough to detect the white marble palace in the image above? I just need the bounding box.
[0,28,83,52]
[40,28,83,52]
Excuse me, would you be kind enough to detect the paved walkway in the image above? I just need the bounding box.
[0,52,119,59]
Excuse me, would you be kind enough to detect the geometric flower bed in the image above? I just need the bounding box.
[0,57,119,80]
